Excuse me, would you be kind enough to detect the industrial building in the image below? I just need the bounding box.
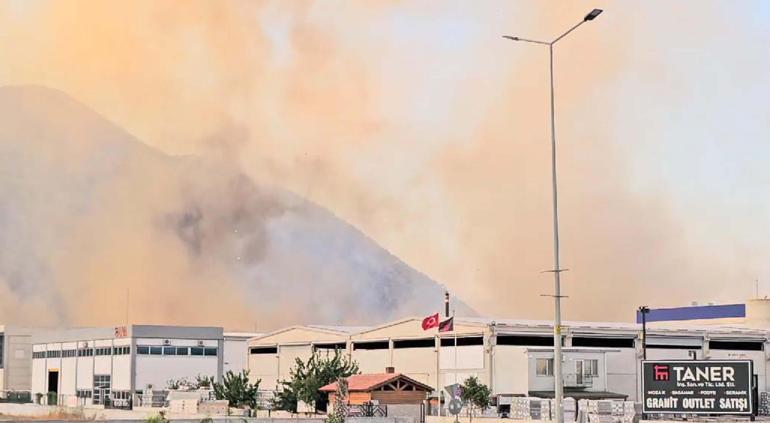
[246,312,770,408]
[0,325,35,396]
[31,325,228,407]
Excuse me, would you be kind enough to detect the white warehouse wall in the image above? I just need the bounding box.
[605,348,638,400]
[493,345,529,395]
[393,347,436,386]
[352,348,389,374]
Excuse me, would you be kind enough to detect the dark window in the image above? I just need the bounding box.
[441,337,484,347]
[176,347,189,356]
[204,347,218,356]
[572,337,635,348]
[137,346,149,355]
[150,346,163,355]
[250,347,278,355]
[647,344,699,350]
[33,351,46,359]
[46,350,61,358]
[163,346,177,356]
[710,340,764,351]
[353,341,389,350]
[191,347,204,356]
[394,338,435,349]
[496,335,553,347]
[113,346,130,355]
[314,343,346,350]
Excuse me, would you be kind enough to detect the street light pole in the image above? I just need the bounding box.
[638,306,650,360]
[503,9,602,423]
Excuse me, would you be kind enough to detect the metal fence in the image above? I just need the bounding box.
[0,390,32,403]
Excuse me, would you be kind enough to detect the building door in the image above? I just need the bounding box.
[47,371,59,405]
[575,361,584,386]
[93,375,112,406]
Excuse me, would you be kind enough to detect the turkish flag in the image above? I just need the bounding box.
[421,313,440,330]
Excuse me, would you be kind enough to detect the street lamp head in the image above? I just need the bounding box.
[584,9,603,21]
[639,306,650,314]
[502,35,519,41]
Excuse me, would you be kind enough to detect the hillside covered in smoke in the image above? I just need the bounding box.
[0,85,473,329]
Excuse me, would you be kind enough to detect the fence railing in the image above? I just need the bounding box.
[0,390,32,403]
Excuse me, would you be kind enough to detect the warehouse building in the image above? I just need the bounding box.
[247,325,369,390]
[246,316,770,406]
[0,325,35,397]
[31,325,226,407]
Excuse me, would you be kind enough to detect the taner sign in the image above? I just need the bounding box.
[642,360,753,415]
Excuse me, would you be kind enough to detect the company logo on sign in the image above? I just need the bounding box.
[114,326,128,338]
[653,364,670,381]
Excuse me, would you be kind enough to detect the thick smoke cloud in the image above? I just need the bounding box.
[1,1,769,326]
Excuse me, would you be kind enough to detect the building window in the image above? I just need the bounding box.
[46,350,61,358]
[62,349,77,358]
[536,358,554,376]
[163,346,177,356]
[112,346,130,355]
[95,347,112,356]
[33,351,46,359]
[76,390,92,398]
[352,341,389,350]
[204,347,217,357]
[440,337,484,347]
[583,359,599,376]
[191,347,204,356]
[250,347,278,355]
[150,346,162,355]
[176,347,189,356]
[78,348,93,357]
[394,339,435,349]
[137,346,150,355]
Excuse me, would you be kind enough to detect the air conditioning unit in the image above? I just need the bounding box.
[163,339,171,346]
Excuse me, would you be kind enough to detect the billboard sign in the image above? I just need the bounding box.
[642,360,753,415]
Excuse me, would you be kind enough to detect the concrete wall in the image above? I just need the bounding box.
[392,347,436,386]
[352,348,390,374]
[605,348,637,400]
[492,345,529,395]
[248,350,279,389]
[278,344,313,383]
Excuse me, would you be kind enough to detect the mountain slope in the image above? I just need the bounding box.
[0,85,474,329]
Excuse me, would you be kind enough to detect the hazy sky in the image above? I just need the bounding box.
[1,0,769,322]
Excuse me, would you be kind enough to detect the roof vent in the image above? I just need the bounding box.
[385,367,395,374]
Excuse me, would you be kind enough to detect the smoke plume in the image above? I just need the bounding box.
[1,1,769,327]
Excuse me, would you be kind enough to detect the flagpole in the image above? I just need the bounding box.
[453,308,457,387]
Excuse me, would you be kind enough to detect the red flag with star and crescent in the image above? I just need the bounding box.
[421,313,440,330]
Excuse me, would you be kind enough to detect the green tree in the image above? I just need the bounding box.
[274,349,359,413]
[212,370,261,410]
[460,376,491,422]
